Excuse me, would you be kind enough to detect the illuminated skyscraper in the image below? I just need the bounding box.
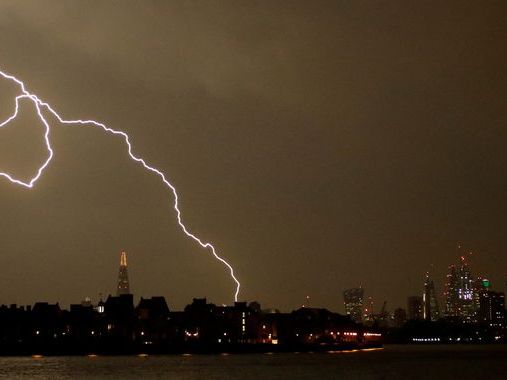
[472,277,489,315]
[117,251,131,296]
[445,265,460,317]
[457,256,475,322]
[343,287,364,323]
[423,273,440,321]
[479,291,505,327]
[363,296,374,323]
[445,256,479,322]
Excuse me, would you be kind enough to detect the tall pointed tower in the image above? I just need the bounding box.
[117,251,131,296]
[423,272,440,321]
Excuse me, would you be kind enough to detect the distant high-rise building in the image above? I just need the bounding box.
[343,287,364,323]
[363,296,374,323]
[407,296,424,320]
[445,256,479,322]
[472,277,489,316]
[393,308,407,328]
[117,251,131,296]
[423,273,440,321]
[479,291,505,327]
[457,256,475,322]
[445,265,460,317]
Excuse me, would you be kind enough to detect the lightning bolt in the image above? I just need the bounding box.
[0,68,240,302]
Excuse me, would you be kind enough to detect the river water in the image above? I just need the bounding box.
[0,345,505,379]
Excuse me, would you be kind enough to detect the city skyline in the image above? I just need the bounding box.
[0,246,503,319]
[1,2,507,378]
[1,247,504,326]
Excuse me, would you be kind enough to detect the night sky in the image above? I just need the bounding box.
[0,1,506,313]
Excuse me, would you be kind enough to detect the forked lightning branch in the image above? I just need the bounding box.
[0,68,241,302]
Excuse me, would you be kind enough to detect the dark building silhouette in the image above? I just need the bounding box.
[67,303,97,342]
[117,251,130,296]
[363,296,374,323]
[31,302,62,340]
[281,307,358,345]
[423,273,440,321]
[136,296,172,346]
[0,250,384,354]
[479,291,505,327]
[248,301,261,313]
[393,308,407,328]
[407,296,424,320]
[104,294,135,348]
[343,287,364,323]
[0,296,382,355]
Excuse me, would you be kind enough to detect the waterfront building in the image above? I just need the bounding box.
[393,308,407,328]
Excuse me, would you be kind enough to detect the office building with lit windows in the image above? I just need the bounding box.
[343,287,364,323]
[479,291,505,327]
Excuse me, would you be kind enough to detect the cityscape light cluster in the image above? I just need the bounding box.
[342,253,505,328]
[340,251,506,344]
[0,252,382,355]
